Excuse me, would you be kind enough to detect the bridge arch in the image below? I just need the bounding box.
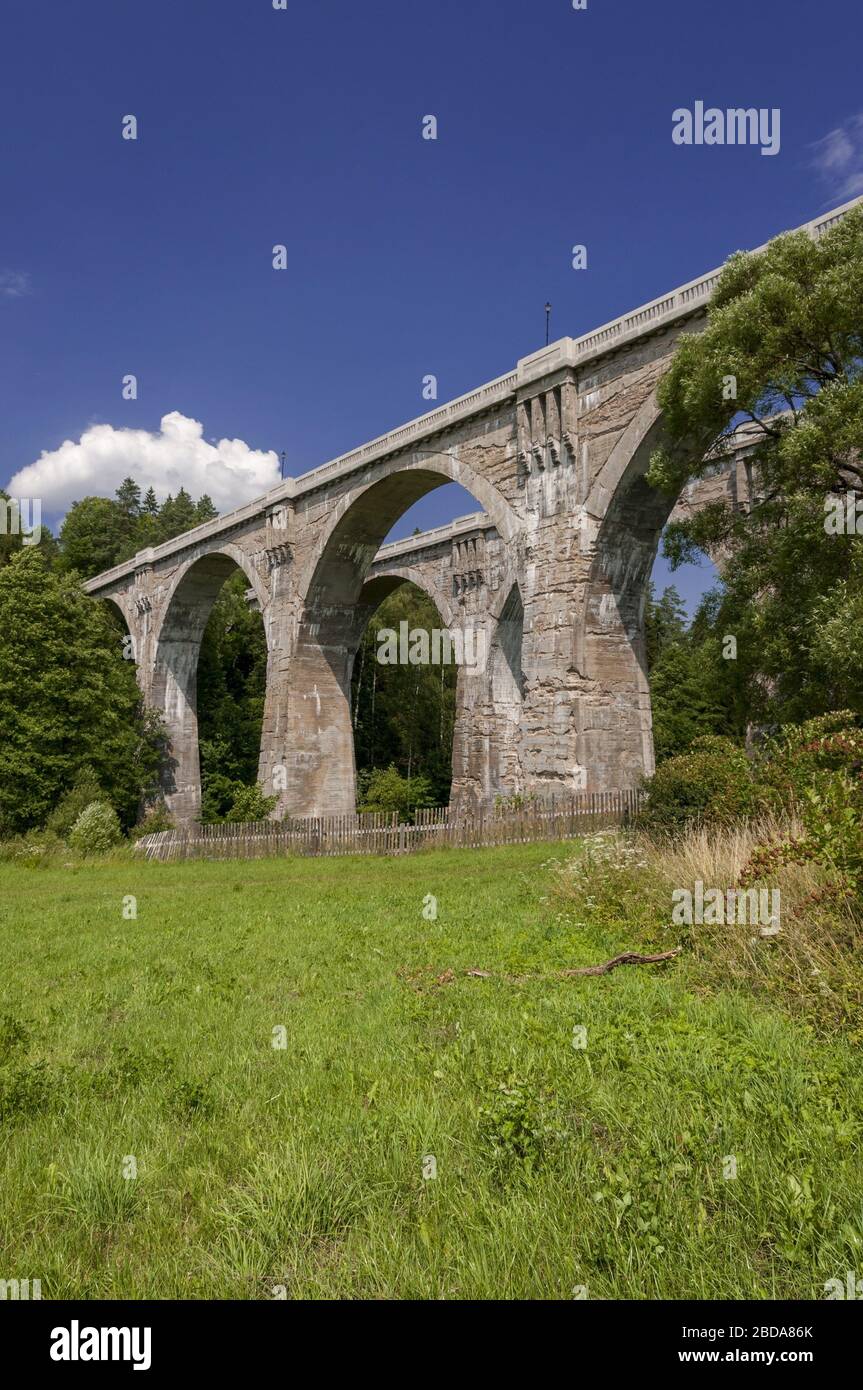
[151,545,270,823]
[578,390,734,787]
[357,567,457,631]
[276,459,519,816]
[294,452,519,610]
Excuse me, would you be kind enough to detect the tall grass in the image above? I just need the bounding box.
[554,818,863,1037]
[1,839,862,1299]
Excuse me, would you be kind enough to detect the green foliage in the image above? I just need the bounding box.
[0,548,163,835]
[58,496,132,578]
[168,1077,216,1119]
[649,635,730,762]
[0,489,58,567]
[68,802,123,855]
[58,479,221,580]
[644,710,863,900]
[131,804,174,840]
[642,584,741,763]
[224,784,278,824]
[351,583,456,806]
[641,735,757,829]
[356,764,435,819]
[646,208,863,726]
[0,1014,31,1060]
[197,571,268,822]
[743,713,863,894]
[0,829,67,867]
[755,712,863,805]
[0,1061,54,1124]
[644,582,686,670]
[46,766,108,838]
[477,1071,566,1179]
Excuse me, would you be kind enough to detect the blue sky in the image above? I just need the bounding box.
[2,0,861,613]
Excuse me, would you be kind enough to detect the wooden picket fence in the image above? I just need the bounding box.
[134,790,643,863]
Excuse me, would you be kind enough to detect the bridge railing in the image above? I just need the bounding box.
[133,790,643,863]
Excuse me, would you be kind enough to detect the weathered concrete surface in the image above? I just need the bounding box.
[83,199,860,823]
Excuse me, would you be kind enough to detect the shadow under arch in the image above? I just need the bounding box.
[284,462,519,816]
[98,591,136,646]
[579,397,712,788]
[151,549,270,823]
[486,582,526,793]
[350,574,461,808]
[449,580,526,809]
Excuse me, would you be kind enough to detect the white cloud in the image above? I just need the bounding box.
[810,113,863,200]
[5,412,281,517]
[0,270,32,299]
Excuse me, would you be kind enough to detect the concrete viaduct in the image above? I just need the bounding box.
[84,198,859,823]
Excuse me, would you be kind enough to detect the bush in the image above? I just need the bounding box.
[224,783,277,824]
[46,766,109,838]
[356,764,435,820]
[131,803,174,840]
[68,801,123,854]
[0,829,66,866]
[641,735,757,830]
[741,714,863,898]
[754,711,863,808]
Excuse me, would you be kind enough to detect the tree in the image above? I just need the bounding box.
[196,571,268,821]
[58,481,223,576]
[0,489,58,568]
[356,765,435,819]
[643,584,735,762]
[58,496,129,578]
[156,488,198,540]
[644,582,686,671]
[0,548,164,834]
[351,583,457,805]
[647,208,863,726]
[648,636,729,762]
[115,477,142,520]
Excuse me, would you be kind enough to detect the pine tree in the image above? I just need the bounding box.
[115,477,142,518]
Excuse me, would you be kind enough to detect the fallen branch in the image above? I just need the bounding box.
[462,949,682,984]
[560,949,682,977]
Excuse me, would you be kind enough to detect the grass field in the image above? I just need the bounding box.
[1,840,862,1300]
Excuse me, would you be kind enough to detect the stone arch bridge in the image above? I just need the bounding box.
[84,199,857,823]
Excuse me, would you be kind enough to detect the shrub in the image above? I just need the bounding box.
[225,783,277,824]
[131,803,174,839]
[641,735,757,830]
[68,801,123,854]
[0,829,66,866]
[754,711,863,810]
[356,764,435,820]
[46,766,109,838]
[741,714,863,898]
